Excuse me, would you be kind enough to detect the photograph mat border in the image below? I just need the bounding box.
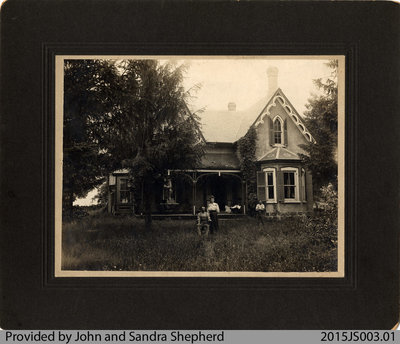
[54,55,345,278]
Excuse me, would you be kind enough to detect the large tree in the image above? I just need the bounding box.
[103,60,204,228]
[63,60,119,216]
[300,60,338,193]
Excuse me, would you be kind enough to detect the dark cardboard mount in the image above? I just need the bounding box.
[0,0,399,329]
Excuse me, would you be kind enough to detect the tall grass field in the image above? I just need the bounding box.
[62,214,337,272]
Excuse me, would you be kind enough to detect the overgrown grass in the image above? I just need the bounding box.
[62,214,337,272]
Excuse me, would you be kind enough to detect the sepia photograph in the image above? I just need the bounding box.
[55,56,345,277]
[2,0,399,330]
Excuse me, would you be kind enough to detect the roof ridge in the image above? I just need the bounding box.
[247,88,281,130]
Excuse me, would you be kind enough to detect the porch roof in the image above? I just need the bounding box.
[111,168,130,175]
[198,151,240,169]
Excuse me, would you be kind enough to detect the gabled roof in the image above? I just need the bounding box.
[197,110,243,143]
[234,95,271,140]
[197,96,270,143]
[197,88,315,144]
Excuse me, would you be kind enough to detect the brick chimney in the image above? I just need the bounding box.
[267,66,278,98]
[228,102,236,111]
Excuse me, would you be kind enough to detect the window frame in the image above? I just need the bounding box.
[263,167,277,203]
[272,115,284,146]
[281,167,300,203]
[118,177,131,204]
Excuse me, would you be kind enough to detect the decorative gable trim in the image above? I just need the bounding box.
[253,89,316,144]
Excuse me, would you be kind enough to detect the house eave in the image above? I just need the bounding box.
[205,141,236,147]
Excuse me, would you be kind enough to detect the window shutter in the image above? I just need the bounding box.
[269,117,274,146]
[276,170,284,202]
[256,171,266,201]
[301,169,306,202]
[306,169,313,204]
[283,118,288,146]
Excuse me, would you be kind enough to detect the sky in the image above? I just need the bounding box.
[74,57,334,206]
[178,57,334,116]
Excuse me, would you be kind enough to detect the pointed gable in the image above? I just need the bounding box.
[250,89,315,162]
[252,89,315,144]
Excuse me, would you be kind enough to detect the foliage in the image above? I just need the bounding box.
[63,60,119,214]
[236,127,257,194]
[93,182,108,205]
[300,183,338,250]
[62,215,337,272]
[319,183,338,224]
[63,59,204,226]
[100,60,204,227]
[300,60,338,193]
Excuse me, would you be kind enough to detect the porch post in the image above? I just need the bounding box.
[242,180,247,215]
[107,175,112,213]
[140,181,144,215]
[192,180,197,215]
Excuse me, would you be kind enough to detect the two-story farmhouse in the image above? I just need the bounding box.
[107,67,314,215]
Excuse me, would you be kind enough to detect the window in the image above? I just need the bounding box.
[283,172,295,199]
[281,167,299,202]
[263,168,276,203]
[273,118,282,144]
[269,115,287,147]
[119,178,131,203]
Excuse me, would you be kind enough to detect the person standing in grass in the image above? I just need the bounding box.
[197,206,210,236]
[207,195,220,234]
[255,200,265,227]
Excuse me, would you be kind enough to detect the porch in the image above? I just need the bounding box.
[109,169,248,215]
[162,169,248,215]
[137,213,246,220]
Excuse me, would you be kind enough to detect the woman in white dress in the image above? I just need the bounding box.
[207,196,220,233]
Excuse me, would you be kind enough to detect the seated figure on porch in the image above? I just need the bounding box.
[197,206,210,236]
[230,204,241,214]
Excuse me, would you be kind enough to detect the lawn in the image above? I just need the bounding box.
[62,214,337,272]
